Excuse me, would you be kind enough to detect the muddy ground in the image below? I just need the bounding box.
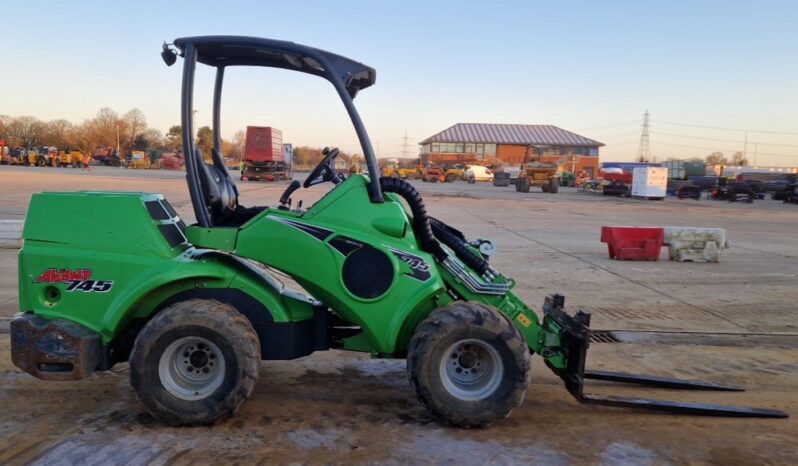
[0,165,797,465]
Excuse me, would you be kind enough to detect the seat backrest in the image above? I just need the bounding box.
[195,148,237,225]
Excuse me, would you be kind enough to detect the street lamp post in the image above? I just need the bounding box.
[116,124,120,163]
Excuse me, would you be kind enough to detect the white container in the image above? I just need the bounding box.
[632,167,668,199]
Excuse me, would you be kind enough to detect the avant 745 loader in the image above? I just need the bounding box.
[11,36,787,426]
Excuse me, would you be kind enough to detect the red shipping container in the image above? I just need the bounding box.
[600,226,664,261]
[244,126,283,163]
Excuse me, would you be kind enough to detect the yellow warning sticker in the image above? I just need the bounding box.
[516,313,532,328]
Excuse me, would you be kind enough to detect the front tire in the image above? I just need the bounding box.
[407,302,530,427]
[129,299,260,426]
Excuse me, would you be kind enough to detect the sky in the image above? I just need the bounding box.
[2,0,797,166]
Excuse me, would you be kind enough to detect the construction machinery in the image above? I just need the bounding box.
[382,159,419,180]
[241,126,287,181]
[160,152,183,170]
[443,164,465,182]
[26,147,53,167]
[56,149,86,168]
[515,161,559,193]
[421,165,446,182]
[93,146,121,166]
[10,36,787,427]
[128,150,152,169]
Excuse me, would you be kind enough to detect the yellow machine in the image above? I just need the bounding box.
[57,149,85,168]
[383,160,419,179]
[443,164,465,182]
[129,151,152,169]
[515,161,560,193]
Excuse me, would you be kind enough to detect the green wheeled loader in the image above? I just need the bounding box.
[10,36,787,426]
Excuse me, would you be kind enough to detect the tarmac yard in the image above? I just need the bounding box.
[1,165,797,465]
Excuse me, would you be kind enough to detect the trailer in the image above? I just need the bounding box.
[632,167,668,199]
[241,126,287,181]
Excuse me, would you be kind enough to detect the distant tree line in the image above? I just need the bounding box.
[0,110,244,160]
[292,146,356,169]
[1,111,362,167]
[705,151,748,166]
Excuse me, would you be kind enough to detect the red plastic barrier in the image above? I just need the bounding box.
[600,226,664,261]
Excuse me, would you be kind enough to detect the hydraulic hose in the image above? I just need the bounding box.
[379,177,444,259]
[429,217,489,276]
[378,177,490,276]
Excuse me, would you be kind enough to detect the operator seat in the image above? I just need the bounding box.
[196,148,264,227]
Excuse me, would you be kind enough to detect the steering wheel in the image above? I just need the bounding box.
[304,147,341,188]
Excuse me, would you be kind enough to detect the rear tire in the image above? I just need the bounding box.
[407,302,530,427]
[549,177,559,193]
[517,177,530,193]
[445,174,456,183]
[129,299,260,426]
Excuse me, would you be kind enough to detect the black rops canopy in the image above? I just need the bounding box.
[173,36,376,97]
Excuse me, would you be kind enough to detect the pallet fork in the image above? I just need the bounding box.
[542,294,788,418]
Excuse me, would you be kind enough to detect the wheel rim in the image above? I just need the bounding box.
[158,336,226,401]
[439,339,503,401]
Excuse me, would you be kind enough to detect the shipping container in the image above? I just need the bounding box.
[662,160,706,179]
[632,167,668,199]
[244,126,283,163]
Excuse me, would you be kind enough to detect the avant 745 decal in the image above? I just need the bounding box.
[34,268,114,293]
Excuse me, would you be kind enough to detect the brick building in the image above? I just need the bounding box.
[419,123,604,176]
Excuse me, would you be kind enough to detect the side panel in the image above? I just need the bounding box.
[236,176,449,355]
[18,192,302,346]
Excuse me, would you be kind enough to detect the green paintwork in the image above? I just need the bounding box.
[18,175,564,367]
[185,226,237,251]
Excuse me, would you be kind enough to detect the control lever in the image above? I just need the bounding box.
[279,180,301,207]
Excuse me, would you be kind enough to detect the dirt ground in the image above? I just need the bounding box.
[1,165,797,465]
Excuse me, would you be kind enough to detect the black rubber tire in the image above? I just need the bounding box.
[407,302,530,428]
[549,177,559,193]
[517,177,530,193]
[445,174,456,183]
[129,299,260,426]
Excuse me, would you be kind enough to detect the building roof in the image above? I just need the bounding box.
[419,123,604,147]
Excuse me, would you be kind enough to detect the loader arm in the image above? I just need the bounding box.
[431,222,787,419]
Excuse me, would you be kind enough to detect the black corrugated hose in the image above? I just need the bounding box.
[378,177,489,276]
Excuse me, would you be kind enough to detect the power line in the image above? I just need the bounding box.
[652,140,795,158]
[587,130,641,139]
[653,120,798,136]
[574,120,640,132]
[652,131,798,149]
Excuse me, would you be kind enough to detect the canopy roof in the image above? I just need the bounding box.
[173,35,376,95]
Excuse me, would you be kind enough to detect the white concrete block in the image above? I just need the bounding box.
[663,227,727,263]
[0,220,23,249]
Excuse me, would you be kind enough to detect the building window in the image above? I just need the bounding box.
[475,144,484,154]
[420,144,430,154]
[431,143,440,153]
[484,144,496,155]
[465,143,475,153]
[455,143,464,153]
[536,146,559,156]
